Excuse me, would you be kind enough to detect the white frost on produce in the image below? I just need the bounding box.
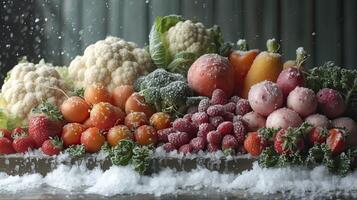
[0,162,356,197]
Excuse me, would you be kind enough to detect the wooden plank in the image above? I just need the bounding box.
[243,0,264,49]
[315,0,343,66]
[62,0,82,64]
[149,0,181,28]
[343,0,357,68]
[122,0,149,45]
[214,0,244,42]
[281,0,314,66]
[182,0,214,26]
[107,0,124,37]
[36,0,63,65]
[82,0,108,48]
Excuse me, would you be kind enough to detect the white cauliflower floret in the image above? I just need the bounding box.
[68,36,153,91]
[167,20,211,56]
[1,60,69,119]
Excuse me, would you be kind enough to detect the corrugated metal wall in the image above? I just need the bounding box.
[1,0,357,84]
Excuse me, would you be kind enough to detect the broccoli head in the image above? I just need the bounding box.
[136,68,185,91]
[160,81,193,114]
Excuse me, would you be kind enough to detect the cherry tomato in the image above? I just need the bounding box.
[84,84,112,105]
[150,112,171,130]
[62,123,86,147]
[61,96,90,123]
[112,85,134,110]
[107,125,133,147]
[125,112,149,130]
[80,127,105,153]
[134,125,157,146]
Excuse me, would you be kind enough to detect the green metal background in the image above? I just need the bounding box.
[1,0,357,83]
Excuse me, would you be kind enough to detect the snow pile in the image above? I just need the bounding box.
[0,162,356,197]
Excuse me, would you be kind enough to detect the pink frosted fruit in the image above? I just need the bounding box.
[235,99,252,115]
[172,118,197,135]
[217,121,234,135]
[233,121,246,144]
[221,135,239,150]
[198,98,210,112]
[287,87,317,117]
[168,132,190,148]
[248,81,283,116]
[207,105,225,117]
[190,137,206,151]
[210,89,228,105]
[207,131,222,145]
[191,112,209,126]
[242,111,266,131]
[305,114,330,128]
[157,127,175,143]
[266,108,303,129]
[209,116,224,127]
[207,143,220,152]
[276,67,304,98]
[317,88,346,118]
[179,144,193,154]
[163,143,176,152]
[224,102,236,113]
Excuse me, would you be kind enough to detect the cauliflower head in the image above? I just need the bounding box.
[68,36,153,91]
[1,60,69,118]
[149,15,223,75]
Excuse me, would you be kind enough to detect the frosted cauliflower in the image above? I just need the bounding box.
[1,60,69,118]
[68,36,153,91]
[149,15,222,75]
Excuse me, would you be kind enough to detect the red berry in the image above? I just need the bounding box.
[157,128,175,143]
[42,137,63,156]
[222,135,239,150]
[308,127,328,144]
[168,132,190,148]
[207,143,220,152]
[172,118,197,135]
[191,112,209,125]
[197,123,216,141]
[12,136,36,153]
[326,128,346,155]
[11,127,26,138]
[233,115,244,124]
[207,131,222,145]
[183,114,193,122]
[217,121,234,135]
[223,112,234,121]
[0,128,12,139]
[224,102,236,113]
[233,121,246,144]
[179,144,193,154]
[209,116,224,127]
[0,137,15,154]
[236,99,252,116]
[198,98,210,112]
[190,137,206,151]
[230,96,241,103]
[244,132,265,156]
[163,143,176,152]
[207,105,225,117]
[210,89,228,105]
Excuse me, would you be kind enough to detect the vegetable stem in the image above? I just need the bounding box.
[296,47,308,68]
[237,39,248,51]
[266,38,280,53]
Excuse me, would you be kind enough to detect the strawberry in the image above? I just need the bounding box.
[41,137,63,156]
[326,128,346,155]
[0,128,12,139]
[244,132,267,156]
[12,133,36,153]
[28,102,64,147]
[308,127,328,144]
[207,131,222,145]
[0,136,15,154]
[221,134,239,150]
[11,127,26,138]
[217,121,234,136]
[274,129,305,155]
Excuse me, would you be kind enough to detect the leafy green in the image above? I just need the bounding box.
[32,101,64,121]
[65,145,86,157]
[259,147,279,168]
[258,127,280,141]
[304,62,357,119]
[107,140,152,174]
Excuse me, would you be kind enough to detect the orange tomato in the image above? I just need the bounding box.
[84,84,112,105]
[112,85,134,110]
[134,125,158,146]
[125,112,149,130]
[229,49,259,95]
[125,93,155,118]
[90,102,125,130]
[107,125,133,147]
[61,96,90,123]
[80,127,105,153]
[150,112,171,130]
[62,123,86,147]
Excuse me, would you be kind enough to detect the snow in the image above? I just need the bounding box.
[0,161,356,198]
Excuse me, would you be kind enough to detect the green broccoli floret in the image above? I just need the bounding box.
[140,87,162,111]
[139,68,185,90]
[160,81,193,115]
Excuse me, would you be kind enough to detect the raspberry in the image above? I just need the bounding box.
[207,105,225,117]
[217,121,234,135]
[235,99,252,115]
[157,127,175,143]
[191,112,209,125]
[209,116,224,127]
[223,112,234,122]
[179,144,193,154]
[207,143,220,152]
[233,115,244,124]
[163,143,176,152]
[197,123,215,140]
[168,132,190,148]
[224,102,236,113]
[230,96,241,103]
[233,121,246,144]
[183,114,193,122]
[172,118,197,135]
[190,137,206,151]
[198,98,210,112]
[221,135,239,150]
[187,106,198,114]
[207,131,222,145]
[210,89,228,105]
